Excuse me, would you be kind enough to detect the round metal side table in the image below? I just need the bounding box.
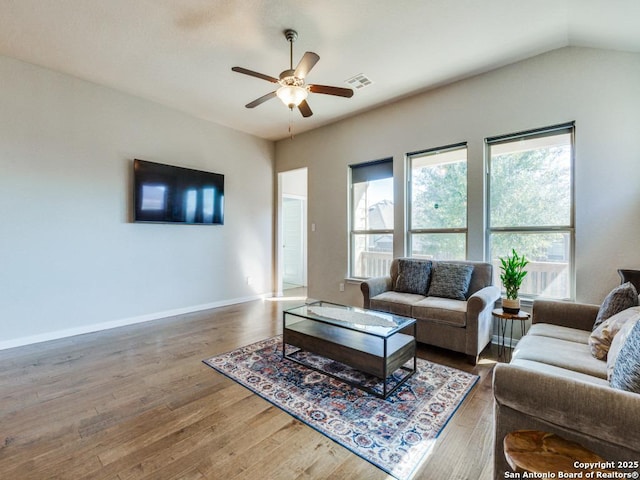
[493,308,530,362]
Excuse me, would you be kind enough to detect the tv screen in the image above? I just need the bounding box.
[133,159,224,225]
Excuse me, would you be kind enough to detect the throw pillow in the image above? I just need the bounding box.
[607,316,639,380]
[589,306,640,360]
[427,263,474,301]
[593,282,638,330]
[610,319,640,393]
[395,259,431,295]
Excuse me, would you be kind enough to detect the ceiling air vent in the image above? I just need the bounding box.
[345,73,373,90]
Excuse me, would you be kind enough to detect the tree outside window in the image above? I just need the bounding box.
[408,145,467,260]
[488,124,574,299]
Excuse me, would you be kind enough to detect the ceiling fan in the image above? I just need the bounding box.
[232,29,354,118]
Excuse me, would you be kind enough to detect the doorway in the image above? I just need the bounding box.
[278,168,308,295]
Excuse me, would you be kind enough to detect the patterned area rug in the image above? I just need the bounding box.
[203,336,478,480]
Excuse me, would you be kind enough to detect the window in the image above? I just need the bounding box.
[487,123,574,300]
[350,158,394,278]
[407,144,467,260]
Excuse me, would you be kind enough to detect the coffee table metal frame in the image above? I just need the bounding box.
[282,300,417,399]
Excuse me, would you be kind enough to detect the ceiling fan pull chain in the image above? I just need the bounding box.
[288,108,294,139]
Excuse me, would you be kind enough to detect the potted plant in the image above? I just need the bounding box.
[499,249,529,313]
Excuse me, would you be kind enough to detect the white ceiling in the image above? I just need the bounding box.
[1,0,639,141]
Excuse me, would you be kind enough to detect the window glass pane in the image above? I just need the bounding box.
[411,148,467,229]
[350,158,394,278]
[352,233,393,278]
[352,176,394,231]
[490,232,571,299]
[410,233,466,260]
[490,133,571,228]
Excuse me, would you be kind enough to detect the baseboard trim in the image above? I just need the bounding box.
[0,293,272,351]
[491,334,521,348]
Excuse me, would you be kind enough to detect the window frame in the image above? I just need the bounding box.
[406,142,468,260]
[486,122,576,301]
[348,157,394,279]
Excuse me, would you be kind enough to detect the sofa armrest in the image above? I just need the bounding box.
[531,299,599,331]
[493,363,640,451]
[360,276,393,309]
[465,285,501,359]
[468,285,501,314]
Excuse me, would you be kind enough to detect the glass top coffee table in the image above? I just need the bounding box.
[283,300,416,399]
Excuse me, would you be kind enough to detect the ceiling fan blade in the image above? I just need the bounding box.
[294,52,320,79]
[298,99,313,118]
[232,67,278,83]
[309,84,354,98]
[245,91,277,108]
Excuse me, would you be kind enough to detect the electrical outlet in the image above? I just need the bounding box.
[246,276,252,285]
[339,283,345,292]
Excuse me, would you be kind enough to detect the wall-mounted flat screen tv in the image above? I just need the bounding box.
[133,159,224,225]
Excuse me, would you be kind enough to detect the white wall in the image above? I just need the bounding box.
[0,55,275,349]
[275,47,640,307]
[282,168,307,197]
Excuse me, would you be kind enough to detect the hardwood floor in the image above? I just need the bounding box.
[0,292,499,479]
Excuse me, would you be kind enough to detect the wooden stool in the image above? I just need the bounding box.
[504,430,614,475]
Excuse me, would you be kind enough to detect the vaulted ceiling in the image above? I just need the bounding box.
[1,0,638,141]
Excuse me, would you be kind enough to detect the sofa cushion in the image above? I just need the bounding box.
[394,258,431,295]
[593,282,638,330]
[610,319,640,393]
[370,291,425,317]
[513,334,608,379]
[527,323,591,344]
[589,306,640,360]
[465,261,493,296]
[412,296,467,327]
[608,316,640,380]
[427,262,473,300]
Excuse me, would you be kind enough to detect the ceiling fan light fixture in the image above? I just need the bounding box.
[232,28,352,120]
[276,85,308,108]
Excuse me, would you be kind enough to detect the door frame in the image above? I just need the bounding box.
[276,168,308,296]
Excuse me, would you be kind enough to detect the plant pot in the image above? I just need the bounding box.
[502,297,520,314]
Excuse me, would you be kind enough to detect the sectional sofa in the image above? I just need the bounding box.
[492,298,640,478]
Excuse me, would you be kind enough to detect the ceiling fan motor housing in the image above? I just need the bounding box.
[284,29,298,43]
[279,70,306,87]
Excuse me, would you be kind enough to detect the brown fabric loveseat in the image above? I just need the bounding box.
[361,258,500,364]
[492,299,640,479]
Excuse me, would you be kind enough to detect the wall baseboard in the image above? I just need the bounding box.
[0,293,272,352]
[2,309,521,353]
[491,334,520,349]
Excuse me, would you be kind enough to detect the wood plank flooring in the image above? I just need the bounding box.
[0,291,500,479]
